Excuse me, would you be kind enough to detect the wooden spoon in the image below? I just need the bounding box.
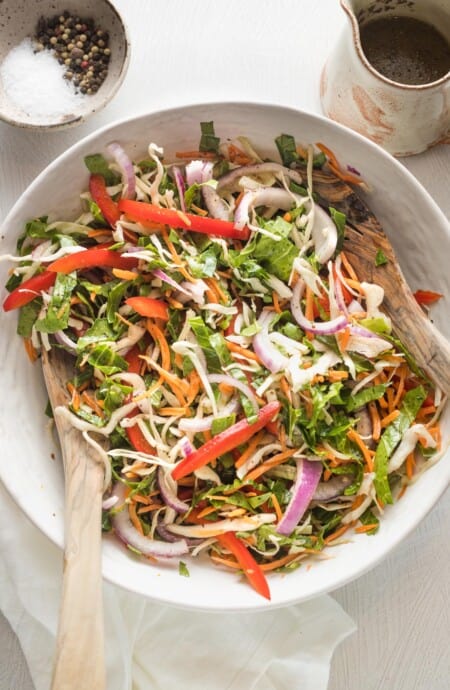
[309,165,450,397]
[41,346,106,690]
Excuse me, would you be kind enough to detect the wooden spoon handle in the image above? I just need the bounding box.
[50,422,106,690]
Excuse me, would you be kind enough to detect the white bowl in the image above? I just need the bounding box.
[0,102,449,611]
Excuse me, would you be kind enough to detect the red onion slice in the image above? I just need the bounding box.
[185,160,214,186]
[291,279,348,335]
[107,142,136,199]
[276,458,323,535]
[54,330,78,353]
[157,466,189,513]
[110,482,189,557]
[172,166,186,213]
[152,268,191,296]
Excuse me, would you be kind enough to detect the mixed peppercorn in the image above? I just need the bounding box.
[35,11,111,95]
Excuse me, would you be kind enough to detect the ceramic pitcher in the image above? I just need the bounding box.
[320,0,450,156]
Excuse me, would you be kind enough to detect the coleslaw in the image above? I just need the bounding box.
[2,123,444,599]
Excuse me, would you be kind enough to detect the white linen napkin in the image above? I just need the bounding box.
[0,484,355,690]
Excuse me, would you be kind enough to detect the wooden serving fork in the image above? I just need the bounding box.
[310,166,450,397]
[41,346,106,690]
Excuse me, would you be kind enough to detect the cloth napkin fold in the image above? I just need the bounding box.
[0,484,355,690]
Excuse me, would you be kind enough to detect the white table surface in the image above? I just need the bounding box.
[1,1,449,688]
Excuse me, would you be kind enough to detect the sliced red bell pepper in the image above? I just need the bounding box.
[217,532,271,600]
[125,407,155,455]
[118,199,250,240]
[48,245,138,274]
[89,173,121,228]
[3,270,56,311]
[125,296,169,321]
[413,290,443,306]
[171,401,281,481]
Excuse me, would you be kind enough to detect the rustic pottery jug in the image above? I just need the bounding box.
[320,0,450,156]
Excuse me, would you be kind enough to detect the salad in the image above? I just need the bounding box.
[2,123,444,600]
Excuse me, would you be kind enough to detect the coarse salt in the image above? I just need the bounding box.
[0,38,87,122]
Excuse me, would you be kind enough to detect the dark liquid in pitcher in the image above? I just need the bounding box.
[359,16,450,85]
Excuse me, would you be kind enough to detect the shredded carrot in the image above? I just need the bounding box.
[173,351,183,371]
[125,461,149,473]
[244,448,300,482]
[234,431,266,469]
[218,382,235,398]
[145,361,188,406]
[296,144,309,159]
[128,502,144,535]
[210,555,241,570]
[316,142,365,186]
[405,451,416,479]
[337,326,351,352]
[226,341,261,363]
[350,494,366,511]
[347,428,374,471]
[186,371,201,405]
[132,493,151,505]
[190,203,208,217]
[280,376,293,405]
[272,291,282,314]
[305,285,315,322]
[160,226,197,283]
[146,320,171,371]
[260,552,311,571]
[327,369,349,382]
[167,297,184,310]
[205,277,228,304]
[355,523,378,534]
[391,365,407,409]
[368,401,381,442]
[132,375,164,403]
[123,228,139,244]
[66,382,81,411]
[81,391,104,418]
[112,268,138,281]
[159,406,191,416]
[380,409,400,428]
[271,493,283,522]
[416,405,437,422]
[427,426,442,449]
[196,504,218,520]
[87,228,112,239]
[324,522,353,544]
[397,485,408,500]
[137,504,163,515]
[23,338,38,362]
[175,150,217,160]
[340,251,360,282]
[228,143,252,165]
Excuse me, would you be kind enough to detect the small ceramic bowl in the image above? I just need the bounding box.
[0,0,130,130]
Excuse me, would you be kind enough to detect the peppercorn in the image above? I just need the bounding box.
[34,11,112,94]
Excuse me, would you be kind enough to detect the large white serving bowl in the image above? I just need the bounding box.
[0,102,449,611]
